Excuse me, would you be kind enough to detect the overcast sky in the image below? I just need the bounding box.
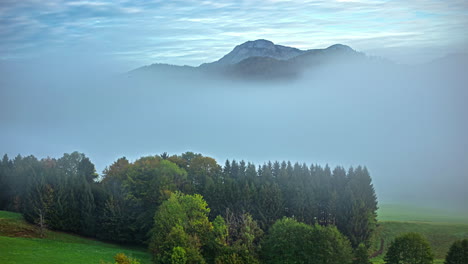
[1,0,468,69]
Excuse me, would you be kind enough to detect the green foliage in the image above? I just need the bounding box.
[216,212,263,264]
[212,215,228,246]
[253,182,283,229]
[170,247,187,264]
[112,253,142,264]
[185,155,220,194]
[0,154,13,210]
[338,166,378,247]
[149,192,212,264]
[215,253,244,264]
[1,152,98,236]
[261,217,316,263]
[123,157,188,243]
[261,217,353,264]
[354,243,371,264]
[444,239,468,264]
[96,156,190,243]
[313,223,354,264]
[384,232,433,264]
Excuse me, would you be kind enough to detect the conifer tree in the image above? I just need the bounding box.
[445,239,468,264]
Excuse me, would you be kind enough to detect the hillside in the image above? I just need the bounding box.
[0,211,152,264]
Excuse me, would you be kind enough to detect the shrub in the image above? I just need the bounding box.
[100,253,141,264]
[384,233,433,264]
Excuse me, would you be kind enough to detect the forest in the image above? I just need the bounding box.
[0,151,380,263]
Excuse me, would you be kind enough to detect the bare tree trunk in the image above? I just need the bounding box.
[37,209,46,238]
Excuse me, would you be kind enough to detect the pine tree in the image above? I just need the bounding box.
[445,239,468,264]
[340,166,378,247]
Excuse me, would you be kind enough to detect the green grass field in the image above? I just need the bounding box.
[371,204,468,264]
[378,204,468,224]
[0,210,152,264]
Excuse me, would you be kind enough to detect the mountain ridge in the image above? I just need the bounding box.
[130,40,466,80]
[131,39,468,79]
[210,39,307,65]
[131,39,369,79]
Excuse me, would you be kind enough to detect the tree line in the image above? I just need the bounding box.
[0,151,378,263]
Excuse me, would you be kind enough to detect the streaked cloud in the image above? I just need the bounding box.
[0,0,467,68]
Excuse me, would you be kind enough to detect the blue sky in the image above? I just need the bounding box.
[1,0,467,69]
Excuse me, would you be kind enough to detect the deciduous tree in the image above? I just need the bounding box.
[385,233,433,264]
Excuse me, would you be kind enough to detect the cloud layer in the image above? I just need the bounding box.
[1,0,467,68]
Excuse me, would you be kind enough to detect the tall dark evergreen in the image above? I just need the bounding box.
[0,154,13,210]
[339,166,378,247]
[445,239,468,264]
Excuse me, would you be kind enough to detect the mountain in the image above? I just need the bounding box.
[211,39,307,65]
[130,40,371,80]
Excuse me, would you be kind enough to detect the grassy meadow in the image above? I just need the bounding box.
[370,204,468,264]
[0,210,152,264]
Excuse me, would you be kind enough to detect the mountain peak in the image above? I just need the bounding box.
[238,39,275,49]
[326,44,354,52]
[214,39,305,65]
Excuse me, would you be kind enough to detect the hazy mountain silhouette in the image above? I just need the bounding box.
[130,39,466,80]
[131,40,367,79]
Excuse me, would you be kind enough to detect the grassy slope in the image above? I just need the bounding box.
[0,210,152,264]
[371,204,468,264]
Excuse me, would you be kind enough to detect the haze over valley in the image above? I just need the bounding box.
[1,39,467,211]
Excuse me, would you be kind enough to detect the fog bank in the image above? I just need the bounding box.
[1,57,467,211]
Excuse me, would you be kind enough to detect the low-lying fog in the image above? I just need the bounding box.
[1,57,467,211]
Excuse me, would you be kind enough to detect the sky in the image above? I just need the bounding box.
[1,0,468,70]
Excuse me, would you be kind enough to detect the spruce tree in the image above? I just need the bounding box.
[445,239,468,264]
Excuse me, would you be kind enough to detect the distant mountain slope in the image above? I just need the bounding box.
[211,39,307,65]
[129,40,386,80]
[205,41,370,79]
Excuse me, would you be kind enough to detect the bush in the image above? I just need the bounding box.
[100,253,141,264]
[384,233,433,264]
[261,217,353,264]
